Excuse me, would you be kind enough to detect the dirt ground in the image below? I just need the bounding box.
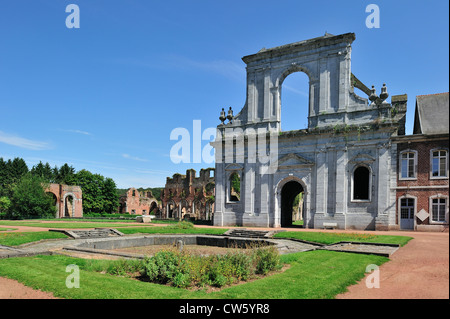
[0,224,448,299]
[336,230,449,299]
[0,276,59,299]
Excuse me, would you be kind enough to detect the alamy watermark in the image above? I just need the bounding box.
[365,4,380,29]
[65,4,80,29]
[365,264,380,289]
[66,264,80,288]
[169,120,279,174]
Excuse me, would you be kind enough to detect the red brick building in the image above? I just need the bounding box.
[392,93,449,231]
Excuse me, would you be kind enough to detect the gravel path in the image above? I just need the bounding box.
[336,231,449,299]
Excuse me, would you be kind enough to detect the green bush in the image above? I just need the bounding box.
[172,272,191,288]
[229,251,252,281]
[143,250,185,284]
[140,245,281,289]
[253,245,281,275]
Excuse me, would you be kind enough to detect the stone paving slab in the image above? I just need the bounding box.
[268,239,320,254]
[320,242,399,257]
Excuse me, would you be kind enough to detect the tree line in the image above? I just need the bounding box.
[0,157,119,219]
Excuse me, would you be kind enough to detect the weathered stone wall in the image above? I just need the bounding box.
[212,33,406,230]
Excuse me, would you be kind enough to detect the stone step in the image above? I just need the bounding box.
[49,228,124,239]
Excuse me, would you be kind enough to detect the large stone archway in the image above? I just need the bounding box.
[212,32,405,230]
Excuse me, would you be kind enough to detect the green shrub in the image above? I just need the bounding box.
[143,250,184,284]
[253,245,281,275]
[207,255,234,287]
[172,272,191,288]
[229,251,253,281]
[135,245,281,289]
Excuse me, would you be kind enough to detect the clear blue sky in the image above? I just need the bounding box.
[0,0,448,188]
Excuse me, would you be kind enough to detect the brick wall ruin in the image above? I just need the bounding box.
[161,168,215,221]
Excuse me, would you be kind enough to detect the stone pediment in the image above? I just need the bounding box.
[276,153,314,169]
[349,153,376,164]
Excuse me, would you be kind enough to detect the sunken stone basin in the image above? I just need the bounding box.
[63,234,274,259]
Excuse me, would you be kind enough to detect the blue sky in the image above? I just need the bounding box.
[0,0,448,188]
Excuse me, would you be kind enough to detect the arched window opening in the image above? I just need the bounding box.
[229,172,240,202]
[149,202,157,214]
[281,72,309,132]
[168,202,175,218]
[353,166,370,201]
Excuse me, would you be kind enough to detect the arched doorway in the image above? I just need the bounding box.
[149,201,157,214]
[280,180,304,227]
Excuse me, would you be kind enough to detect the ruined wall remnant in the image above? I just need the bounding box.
[118,188,159,215]
[45,183,83,218]
[161,168,215,221]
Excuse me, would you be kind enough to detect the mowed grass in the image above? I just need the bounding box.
[0,231,68,246]
[0,251,388,299]
[0,219,227,246]
[0,219,140,229]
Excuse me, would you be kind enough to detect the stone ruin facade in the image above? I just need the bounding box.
[161,168,215,221]
[45,183,83,218]
[212,32,409,230]
[118,188,159,215]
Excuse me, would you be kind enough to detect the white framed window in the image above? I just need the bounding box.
[400,150,417,180]
[430,195,448,223]
[430,149,448,179]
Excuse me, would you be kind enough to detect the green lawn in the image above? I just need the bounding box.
[0,231,68,246]
[0,220,143,229]
[0,251,388,299]
[0,228,226,247]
